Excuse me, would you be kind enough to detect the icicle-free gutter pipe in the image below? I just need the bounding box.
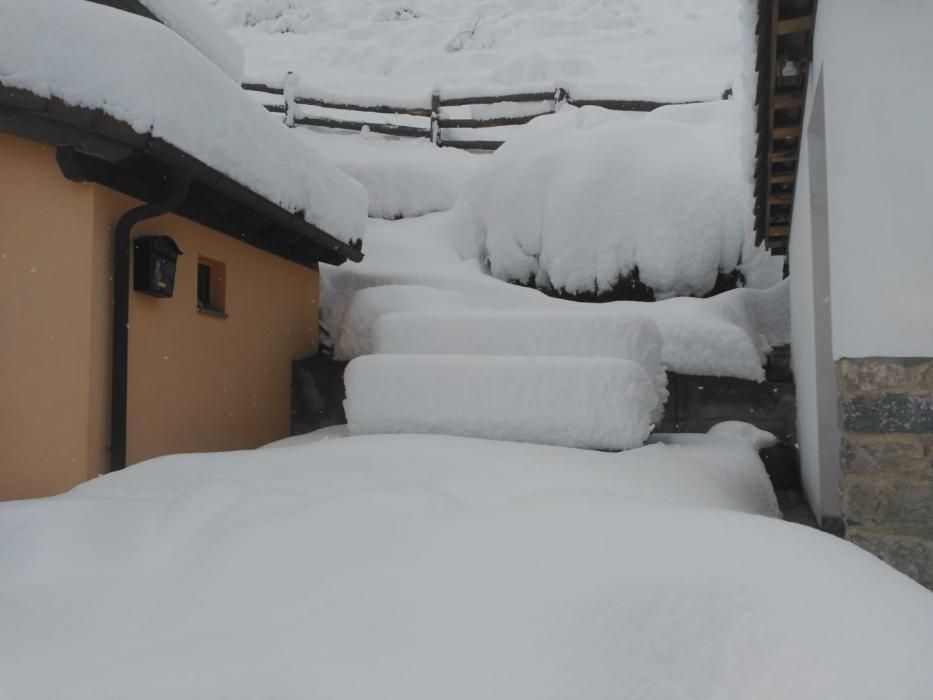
[109,173,191,470]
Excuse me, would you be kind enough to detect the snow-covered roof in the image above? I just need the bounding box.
[90,0,246,83]
[0,0,368,256]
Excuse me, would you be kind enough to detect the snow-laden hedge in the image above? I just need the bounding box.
[451,102,750,299]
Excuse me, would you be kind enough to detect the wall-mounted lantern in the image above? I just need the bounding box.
[133,235,182,298]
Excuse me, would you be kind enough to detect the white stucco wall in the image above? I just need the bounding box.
[790,0,933,522]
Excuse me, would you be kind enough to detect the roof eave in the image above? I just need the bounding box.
[0,83,363,267]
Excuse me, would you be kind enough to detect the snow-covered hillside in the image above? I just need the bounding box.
[206,0,751,104]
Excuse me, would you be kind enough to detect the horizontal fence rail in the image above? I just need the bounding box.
[243,76,731,151]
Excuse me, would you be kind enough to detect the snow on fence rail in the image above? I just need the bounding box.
[242,75,732,151]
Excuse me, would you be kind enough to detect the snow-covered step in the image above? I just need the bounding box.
[345,354,658,451]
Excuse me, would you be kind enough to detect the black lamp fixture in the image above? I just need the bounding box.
[133,235,182,298]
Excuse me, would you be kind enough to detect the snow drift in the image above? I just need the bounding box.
[2,431,932,698]
[451,102,749,299]
[345,354,658,450]
[299,131,482,220]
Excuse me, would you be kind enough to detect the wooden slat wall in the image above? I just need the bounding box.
[753,0,816,257]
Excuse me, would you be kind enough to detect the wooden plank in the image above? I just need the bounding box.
[770,150,797,162]
[770,173,796,184]
[768,193,794,206]
[293,115,431,139]
[439,139,504,151]
[242,82,283,96]
[777,15,814,35]
[438,113,551,129]
[439,92,554,107]
[570,98,702,112]
[774,92,805,109]
[769,226,790,238]
[294,95,432,117]
[773,124,802,139]
[762,0,781,247]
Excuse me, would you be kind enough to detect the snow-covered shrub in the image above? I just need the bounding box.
[450,102,751,300]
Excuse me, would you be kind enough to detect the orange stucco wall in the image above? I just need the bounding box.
[0,132,319,500]
[99,189,319,466]
[0,133,109,499]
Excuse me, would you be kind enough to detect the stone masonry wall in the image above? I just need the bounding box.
[837,357,933,589]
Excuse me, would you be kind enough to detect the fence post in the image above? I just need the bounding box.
[283,71,299,128]
[430,89,441,147]
[554,87,569,112]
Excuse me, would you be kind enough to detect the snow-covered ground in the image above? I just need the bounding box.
[3,428,933,698]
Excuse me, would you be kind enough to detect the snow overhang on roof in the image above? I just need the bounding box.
[0,0,367,265]
[86,0,245,84]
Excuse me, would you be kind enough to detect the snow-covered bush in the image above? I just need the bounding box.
[450,102,751,300]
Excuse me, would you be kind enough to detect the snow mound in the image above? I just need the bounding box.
[0,0,367,246]
[298,130,482,220]
[93,431,780,517]
[345,354,658,450]
[334,285,468,360]
[2,433,933,698]
[451,102,748,298]
[139,0,245,82]
[707,421,779,450]
[373,309,668,407]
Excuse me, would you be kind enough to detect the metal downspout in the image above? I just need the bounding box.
[110,173,191,471]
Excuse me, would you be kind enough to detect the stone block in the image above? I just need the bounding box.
[840,433,933,476]
[837,357,933,396]
[842,473,933,530]
[847,528,933,590]
[841,394,933,434]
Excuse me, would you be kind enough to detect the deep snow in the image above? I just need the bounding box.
[2,430,933,698]
[345,354,659,450]
[139,0,245,82]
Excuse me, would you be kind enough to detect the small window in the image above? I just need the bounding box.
[196,256,226,318]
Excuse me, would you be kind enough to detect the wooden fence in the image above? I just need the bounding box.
[243,75,731,151]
